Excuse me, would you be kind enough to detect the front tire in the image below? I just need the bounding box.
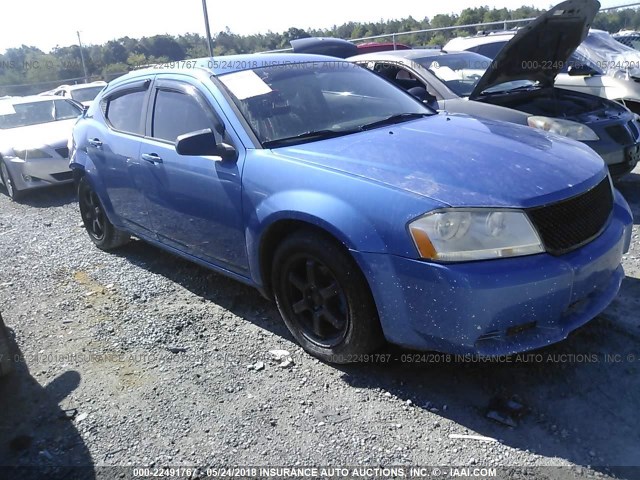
[271,230,384,363]
[78,177,130,250]
[0,161,23,201]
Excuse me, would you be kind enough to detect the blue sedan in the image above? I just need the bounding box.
[69,54,633,362]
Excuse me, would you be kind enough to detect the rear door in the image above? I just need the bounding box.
[86,78,156,234]
[136,77,248,273]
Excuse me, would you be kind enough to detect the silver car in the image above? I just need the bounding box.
[445,29,640,114]
[0,96,82,200]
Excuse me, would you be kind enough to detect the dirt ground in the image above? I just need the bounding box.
[0,168,639,480]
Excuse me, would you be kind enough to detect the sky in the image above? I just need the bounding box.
[0,0,635,53]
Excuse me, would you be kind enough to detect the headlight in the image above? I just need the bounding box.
[408,209,544,262]
[527,116,599,141]
[13,148,52,160]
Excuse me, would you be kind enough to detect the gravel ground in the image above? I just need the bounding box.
[0,169,639,480]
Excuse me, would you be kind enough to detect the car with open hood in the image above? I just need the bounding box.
[342,0,640,180]
[0,95,83,200]
[69,53,632,362]
[446,27,640,115]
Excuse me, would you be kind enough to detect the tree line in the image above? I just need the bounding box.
[1,5,639,96]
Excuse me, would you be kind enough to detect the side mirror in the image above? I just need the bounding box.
[175,128,237,162]
[568,64,598,77]
[424,92,439,111]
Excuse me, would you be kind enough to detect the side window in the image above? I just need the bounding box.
[152,89,213,143]
[105,89,146,135]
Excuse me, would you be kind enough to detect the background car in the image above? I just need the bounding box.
[613,29,640,49]
[0,95,83,200]
[445,28,640,114]
[356,42,412,54]
[344,0,640,179]
[50,81,107,107]
[69,54,632,362]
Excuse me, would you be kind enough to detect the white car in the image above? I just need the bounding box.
[0,96,83,200]
[444,29,640,114]
[51,81,107,107]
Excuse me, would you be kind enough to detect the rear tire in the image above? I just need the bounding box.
[78,177,130,250]
[271,230,384,363]
[0,160,23,201]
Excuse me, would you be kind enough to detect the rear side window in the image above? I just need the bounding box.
[468,41,507,59]
[104,90,146,135]
[152,89,212,143]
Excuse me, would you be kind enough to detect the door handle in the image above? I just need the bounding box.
[141,153,163,164]
[88,138,102,147]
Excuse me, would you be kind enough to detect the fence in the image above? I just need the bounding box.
[3,1,640,95]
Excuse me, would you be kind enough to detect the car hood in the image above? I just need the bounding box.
[471,0,600,98]
[0,119,76,152]
[272,114,607,209]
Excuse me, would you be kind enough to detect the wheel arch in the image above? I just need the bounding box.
[249,197,387,299]
[71,155,121,229]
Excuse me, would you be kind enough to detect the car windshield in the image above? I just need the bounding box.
[415,53,536,97]
[0,99,82,129]
[70,86,104,102]
[218,61,434,148]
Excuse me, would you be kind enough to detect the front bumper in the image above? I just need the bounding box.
[4,156,73,191]
[354,191,633,356]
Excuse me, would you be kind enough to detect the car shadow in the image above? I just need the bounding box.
[112,239,293,341]
[616,172,640,224]
[112,239,640,478]
[0,318,95,480]
[9,184,77,209]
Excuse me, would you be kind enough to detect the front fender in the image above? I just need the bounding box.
[245,190,388,286]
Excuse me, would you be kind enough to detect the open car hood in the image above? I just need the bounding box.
[290,37,358,59]
[470,0,600,99]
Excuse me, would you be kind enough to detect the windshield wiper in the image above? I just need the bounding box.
[262,129,361,148]
[482,84,540,95]
[360,112,431,131]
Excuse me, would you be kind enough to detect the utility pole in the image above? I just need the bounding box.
[202,0,214,57]
[77,31,88,83]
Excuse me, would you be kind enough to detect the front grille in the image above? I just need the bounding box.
[51,171,73,181]
[527,177,613,256]
[55,147,69,159]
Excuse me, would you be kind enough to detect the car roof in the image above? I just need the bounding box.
[349,49,486,62]
[66,82,107,90]
[444,32,515,49]
[114,53,344,83]
[0,95,69,105]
